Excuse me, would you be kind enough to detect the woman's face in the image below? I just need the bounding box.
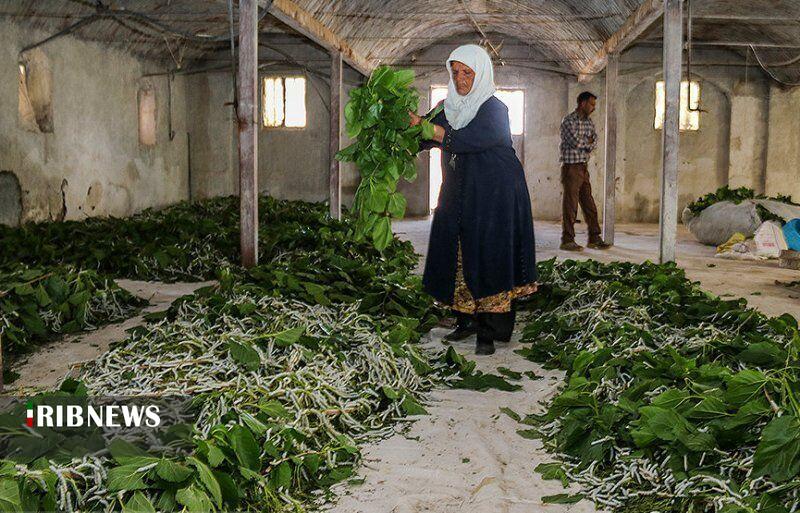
[450,61,475,96]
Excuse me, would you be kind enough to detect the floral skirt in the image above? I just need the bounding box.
[451,241,538,314]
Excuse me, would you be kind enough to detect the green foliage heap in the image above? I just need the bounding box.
[516,259,800,512]
[0,265,143,363]
[336,66,437,250]
[687,186,798,225]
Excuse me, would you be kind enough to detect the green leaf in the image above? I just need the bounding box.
[499,407,521,422]
[175,485,213,512]
[270,461,292,490]
[372,217,393,251]
[400,395,428,416]
[122,492,156,513]
[535,463,569,488]
[542,493,584,504]
[726,369,768,406]
[0,479,21,513]
[106,464,149,492]
[188,457,222,508]
[155,459,193,483]
[753,415,800,482]
[227,341,261,372]
[274,326,306,346]
[228,425,261,472]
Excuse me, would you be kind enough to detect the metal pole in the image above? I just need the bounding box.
[238,0,259,267]
[329,50,343,220]
[659,0,683,263]
[603,52,619,246]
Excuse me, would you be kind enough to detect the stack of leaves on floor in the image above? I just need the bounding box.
[0,195,427,375]
[0,196,409,282]
[1,281,442,512]
[516,258,800,513]
[687,185,798,225]
[0,265,143,363]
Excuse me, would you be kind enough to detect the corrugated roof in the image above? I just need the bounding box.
[3,0,800,84]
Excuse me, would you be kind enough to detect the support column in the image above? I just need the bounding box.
[329,50,343,220]
[238,0,259,267]
[659,0,683,263]
[603,52,619,245]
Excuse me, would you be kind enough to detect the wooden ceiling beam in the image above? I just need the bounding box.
[260,0,373,76]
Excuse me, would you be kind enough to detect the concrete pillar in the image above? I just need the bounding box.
[659,0,683,264]
[238,0,259,267]
[728,81,768,193]
[765,85,800,201]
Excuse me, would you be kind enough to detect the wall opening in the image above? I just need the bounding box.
[18,49,53,133]
[138,84,157,146]
[428,86,525,212]
[0,171,23,227]
[262,76,307,128]
[655,80,701,131]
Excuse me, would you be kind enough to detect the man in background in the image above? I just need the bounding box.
[559,91,611,251]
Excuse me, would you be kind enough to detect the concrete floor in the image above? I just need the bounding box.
[394,218,800,319]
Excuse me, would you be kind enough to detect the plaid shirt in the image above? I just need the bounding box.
[559,110,597,164]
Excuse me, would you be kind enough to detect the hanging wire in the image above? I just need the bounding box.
[227,0,238,116]
[750,45,800,87]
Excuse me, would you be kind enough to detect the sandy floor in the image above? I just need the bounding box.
[9,279,213,392]
[324,219,800,513]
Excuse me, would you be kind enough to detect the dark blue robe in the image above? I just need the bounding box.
[422,96,538,305]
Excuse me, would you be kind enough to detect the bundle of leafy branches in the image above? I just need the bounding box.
[0,265,143,362]
[336,66,437,250]
[687,186,799,224]
[516,259,800,513]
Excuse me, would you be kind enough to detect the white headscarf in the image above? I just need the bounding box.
[444,44,496,130]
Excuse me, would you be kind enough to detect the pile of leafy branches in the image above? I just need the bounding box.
[0,265,143,360]
[0,270,464,512]
[336,66,437,250]
[0,196,414,282]
[687,186,799,224]
[516,259,800,513]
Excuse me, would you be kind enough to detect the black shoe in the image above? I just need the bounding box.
[475,337,495,355]
[444,324,477,341]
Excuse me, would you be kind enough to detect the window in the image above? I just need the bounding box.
[654,80,700,131]
[262,76,306,128]
[428,86,525,211]
[495,89,525,136]
[18,49,53,133]
[138,85,157,146]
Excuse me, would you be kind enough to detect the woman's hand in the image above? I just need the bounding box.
[408,111,422,127]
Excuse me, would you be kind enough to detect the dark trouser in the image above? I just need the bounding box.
[561,162,602,244]
[456,310,516,342]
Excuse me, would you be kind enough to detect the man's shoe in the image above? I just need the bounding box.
[444,324,477,342]
[475,337,496,355]
[587,240,612,250]
[560,241,584,252]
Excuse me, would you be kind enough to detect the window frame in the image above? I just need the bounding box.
[261,75,307,130]
[654,80,701,132]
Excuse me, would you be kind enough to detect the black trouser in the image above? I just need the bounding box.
[455,310,516,342]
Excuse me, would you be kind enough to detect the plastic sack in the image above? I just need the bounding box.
[682,200,800,246]
[785,219,800,251]
[754,221,788,258]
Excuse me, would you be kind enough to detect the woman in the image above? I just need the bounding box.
[409,44,538,356]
